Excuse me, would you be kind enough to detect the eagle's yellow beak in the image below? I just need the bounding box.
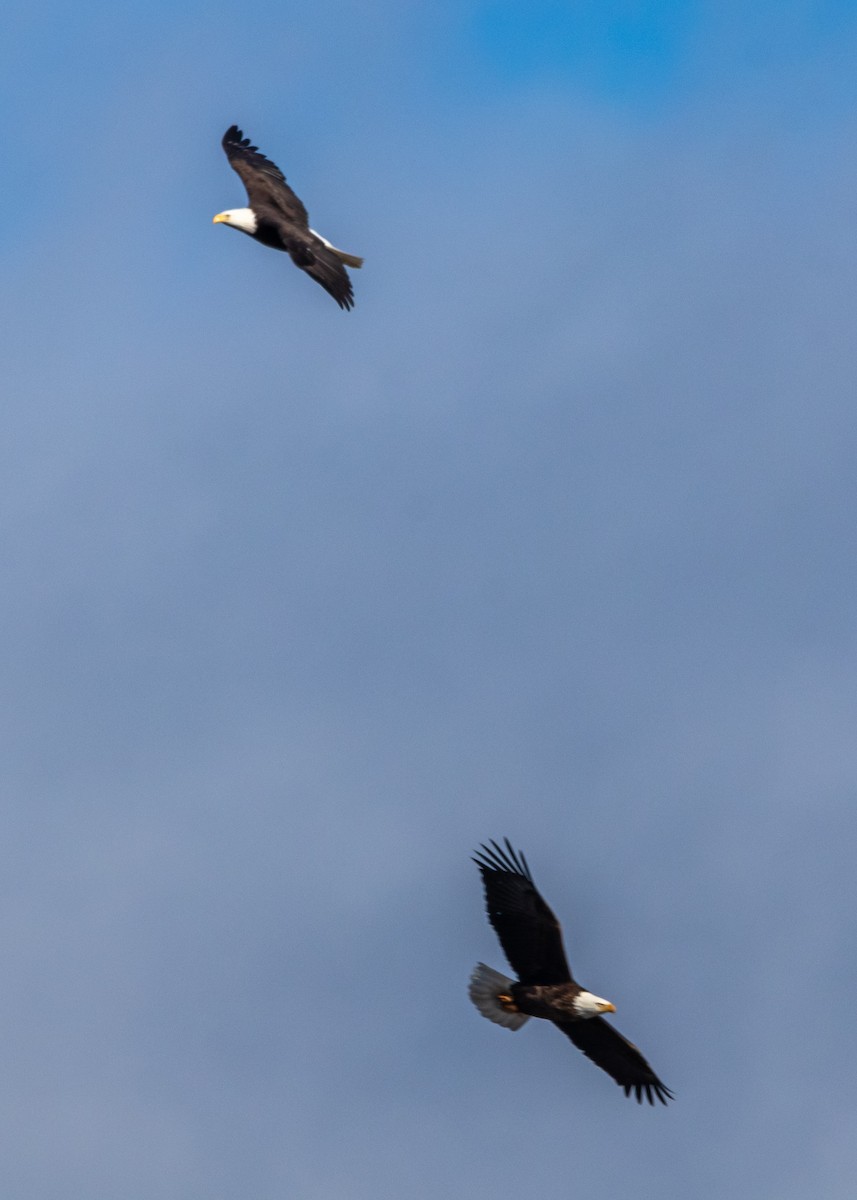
[212,213,228,224]
[598,1002,617,1013]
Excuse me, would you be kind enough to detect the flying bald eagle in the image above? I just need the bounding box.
[213,125,363,310]
[470,840,673,1105]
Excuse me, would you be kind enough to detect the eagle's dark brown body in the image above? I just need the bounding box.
[244,216,293,252]
[508,982,591,1021]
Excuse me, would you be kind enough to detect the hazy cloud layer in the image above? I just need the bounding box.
[3,4,857,1198]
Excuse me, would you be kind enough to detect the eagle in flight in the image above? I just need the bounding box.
[213,125,362,310]
[470,839,673,1105]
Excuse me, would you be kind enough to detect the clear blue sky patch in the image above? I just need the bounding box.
[469,1,697,102]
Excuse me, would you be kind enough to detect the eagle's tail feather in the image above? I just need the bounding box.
[309,228,364,269]
[468,963,530,1031]
[333,250,364,269]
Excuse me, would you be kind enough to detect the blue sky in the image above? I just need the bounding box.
[3,3,857,1198]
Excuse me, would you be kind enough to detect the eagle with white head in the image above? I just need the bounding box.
[470,839,673,1105]
[213,125,362,310]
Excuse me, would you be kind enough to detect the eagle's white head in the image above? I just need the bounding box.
[573,991,617,1018]
[212,208,257,234]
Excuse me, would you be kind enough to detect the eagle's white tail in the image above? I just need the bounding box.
[468,963,530,1031]
[332,249,364,268]
[309,229,364,268]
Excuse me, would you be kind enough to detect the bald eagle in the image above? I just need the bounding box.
[213,125,363,310]
[470,840,673,1105]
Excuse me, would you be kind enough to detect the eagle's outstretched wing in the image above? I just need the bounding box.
[222,125,309,227]
[556,1017,673,1105]
[287,241,355,311]
[473,839,573,985]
